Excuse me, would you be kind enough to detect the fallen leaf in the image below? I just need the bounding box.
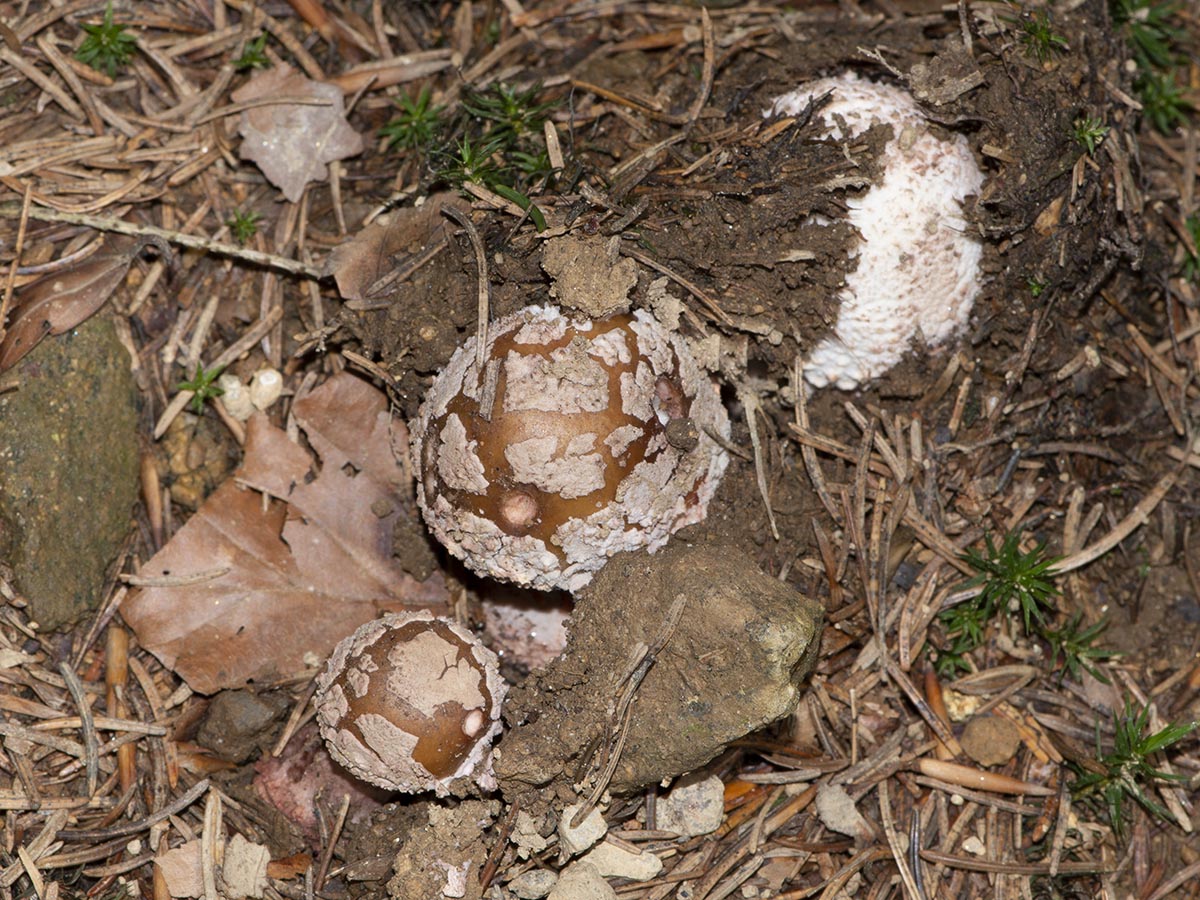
[222,833,270,900]
[155,840,203,899]
[233,64,364,203]
[121,373,446,693]
[323,193,469,302]
[0,235,170,371]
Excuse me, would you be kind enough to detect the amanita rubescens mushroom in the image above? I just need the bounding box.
[411,304,729,593]
[314,611,505,796]
[767,72,985,390]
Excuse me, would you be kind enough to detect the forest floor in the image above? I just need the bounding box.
[2,1,1200,899]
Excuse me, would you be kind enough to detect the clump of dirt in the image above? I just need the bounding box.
[494,540,824,813]
[385,798,498,900]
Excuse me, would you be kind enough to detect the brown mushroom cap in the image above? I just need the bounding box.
[314,612,506,795]
[412,305,730,592]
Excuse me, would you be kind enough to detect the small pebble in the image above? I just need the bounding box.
[558,804,607,857]
[547,862,616,900]
[509,869,557,900]
[656,774,725,837]
[580,841,662,882]
[249,368,283,411]
[960,715,1022,767]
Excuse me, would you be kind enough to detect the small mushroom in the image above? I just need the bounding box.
[314,611,506,796]
[766,72,984,390]
[411,304,729,593]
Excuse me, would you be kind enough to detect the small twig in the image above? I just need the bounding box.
[59,779,210,840]
[0,205,324,279]
[58,662,99,797]
[315,794,350,892]
[120,567,232,587]
[620,244,730,324]
[1055,468,1180,573]
[441,206,490,368]
[878,781,922,900]
[0,184,32,344]
[201,789,220,900]
[739,386,779,541]
[918,849,1109,876]
[479,800,521,890]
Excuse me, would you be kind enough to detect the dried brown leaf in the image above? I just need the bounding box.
[322,194,468,301]
[0,235,169,371]
[121,373,446,693]
[232,64,364,203]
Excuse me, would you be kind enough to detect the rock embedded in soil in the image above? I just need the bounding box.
[509,869,558,899]
[0,316,138,628]
[655,773,725,837]
[546,862,617,900]
[196,689,289,763]
[494,542,824,802]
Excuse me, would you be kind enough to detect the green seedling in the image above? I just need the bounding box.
[437,135,505,188]
[177,363,226,414]
[1041,612,1117,683]
[226,209,260,245]
[1072,117,1110,155]
[935,531,1114,681]
[963,531,1061,632]
[1027,276,1048,297]
[76,0,138,78]
[1011,6,1070,63]
[462,82,556,143]
[234,33,270,71]
[1070,698,1197,839]
[1137,70,1192,134]
[381,86,445,153]
[1110,0,1183,70]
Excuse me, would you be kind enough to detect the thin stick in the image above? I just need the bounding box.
[0,184,32,343]
[58,779,211,840]
[58,662,99,797]
[441,206,490,367]
[918,849,1109,876]
[1055,469,1179,573]
[740,387,779,540]
[0,205,323,279]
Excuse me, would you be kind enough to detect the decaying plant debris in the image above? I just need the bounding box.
[2,1,1200,899]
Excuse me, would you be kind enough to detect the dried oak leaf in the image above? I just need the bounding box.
[121,373,446,694]
[0,235,170,371]
[232,64,363,203]
[323,193,469,302]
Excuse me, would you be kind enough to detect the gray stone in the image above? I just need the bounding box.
[657,773,725,837]
[508,869,557,900]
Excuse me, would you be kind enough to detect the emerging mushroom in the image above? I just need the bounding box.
[411,305,729,593]
[314,611,506,796]
[767,72,984,390]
